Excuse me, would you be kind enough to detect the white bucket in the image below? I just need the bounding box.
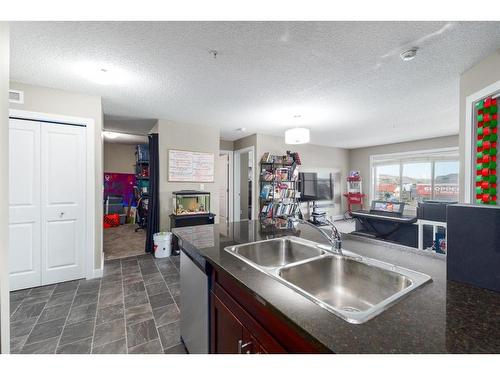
[153,232,172,258]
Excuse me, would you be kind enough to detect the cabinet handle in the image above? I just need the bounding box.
[237,339,252,354]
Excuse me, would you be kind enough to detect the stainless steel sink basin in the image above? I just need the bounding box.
[225,236,324,268]
[278,255,430,323]
[224,237,431,324]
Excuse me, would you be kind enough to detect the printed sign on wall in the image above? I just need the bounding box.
[168,149,215,182]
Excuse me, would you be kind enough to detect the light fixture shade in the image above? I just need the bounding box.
[285,127,310,144]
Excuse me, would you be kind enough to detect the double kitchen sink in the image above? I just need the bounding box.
[225,236,431,324]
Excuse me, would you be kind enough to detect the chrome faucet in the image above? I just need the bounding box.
[288,217,343,255]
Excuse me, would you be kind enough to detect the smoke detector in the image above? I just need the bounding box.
[400,47,418,62]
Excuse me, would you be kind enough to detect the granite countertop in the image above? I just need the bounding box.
[172,221,500,353]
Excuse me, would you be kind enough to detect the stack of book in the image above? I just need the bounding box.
[260,202,298,217]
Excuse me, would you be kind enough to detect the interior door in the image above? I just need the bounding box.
[218,154,229,224]
[41,123,86,285]
[8,119,42,290]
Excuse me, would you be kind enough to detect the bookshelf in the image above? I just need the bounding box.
[259,152,301,221]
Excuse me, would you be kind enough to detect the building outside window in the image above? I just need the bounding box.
[371,148,459,211]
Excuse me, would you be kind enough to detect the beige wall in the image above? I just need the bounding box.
[104,142,136,174]
[220,139,234,151]
[9,82,104,270]
[459,49,500,203]
[157,119,220,230]
[254,134,350,218]
[234,134,257,151]
[348,135,459,208]
[0,22,10,354]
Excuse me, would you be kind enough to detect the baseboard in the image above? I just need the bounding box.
[90,253,104,279]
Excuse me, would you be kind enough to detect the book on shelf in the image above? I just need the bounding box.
[260,202,298,217]
[260,153,294,165]
[260,184,273,199]
[261,170,274,181]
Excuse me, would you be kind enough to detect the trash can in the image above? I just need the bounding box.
[153,232,172,258]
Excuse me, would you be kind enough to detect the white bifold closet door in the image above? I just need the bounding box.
[9,119,42,290]
[9,118,86,291]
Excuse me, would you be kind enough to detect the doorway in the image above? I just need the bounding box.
[103,135,148,260]
[234,146,256,222]
[218,150,233,226]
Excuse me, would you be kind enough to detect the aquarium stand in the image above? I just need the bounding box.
[169,213,216,229]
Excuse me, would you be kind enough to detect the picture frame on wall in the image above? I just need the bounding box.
[168,149,215,182]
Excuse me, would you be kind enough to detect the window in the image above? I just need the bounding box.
[434,160,460,201]
[374,164,400,201]
[402,162,432,206]
[371,149,459,211]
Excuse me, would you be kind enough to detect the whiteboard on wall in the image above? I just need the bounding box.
[168,149,215,182]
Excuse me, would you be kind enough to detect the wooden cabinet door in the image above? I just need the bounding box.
[212,292,244,353]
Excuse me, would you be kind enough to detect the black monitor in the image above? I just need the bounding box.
[298,172,333,201]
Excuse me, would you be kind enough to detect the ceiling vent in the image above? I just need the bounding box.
[9,89,24,104]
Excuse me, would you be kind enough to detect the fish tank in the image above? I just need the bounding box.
[172,190,210,216]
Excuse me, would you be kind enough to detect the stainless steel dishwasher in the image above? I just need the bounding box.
[180,248,210,354]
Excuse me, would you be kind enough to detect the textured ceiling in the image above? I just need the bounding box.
[103,114,156,135]
[9,21,500,148]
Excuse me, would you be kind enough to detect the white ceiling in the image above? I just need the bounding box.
[103,132,149,145]
[103,114,156,135]
[9,21,500,149]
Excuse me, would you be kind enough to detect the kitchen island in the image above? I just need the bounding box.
[172,220,500,354]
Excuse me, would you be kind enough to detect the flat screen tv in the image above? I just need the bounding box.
[298,172,333,201]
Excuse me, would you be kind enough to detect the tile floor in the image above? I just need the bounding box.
[9,254,187,354]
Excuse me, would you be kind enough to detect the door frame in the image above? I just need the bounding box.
[219,149,233,224]
[9,109,99,281]
[233,145,256,222]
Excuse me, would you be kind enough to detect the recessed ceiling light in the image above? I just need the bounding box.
[103,131,120,139]
[400,48,418,62]
[236,127,246,132]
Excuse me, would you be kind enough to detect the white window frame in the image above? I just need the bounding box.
[370,147,460,211]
